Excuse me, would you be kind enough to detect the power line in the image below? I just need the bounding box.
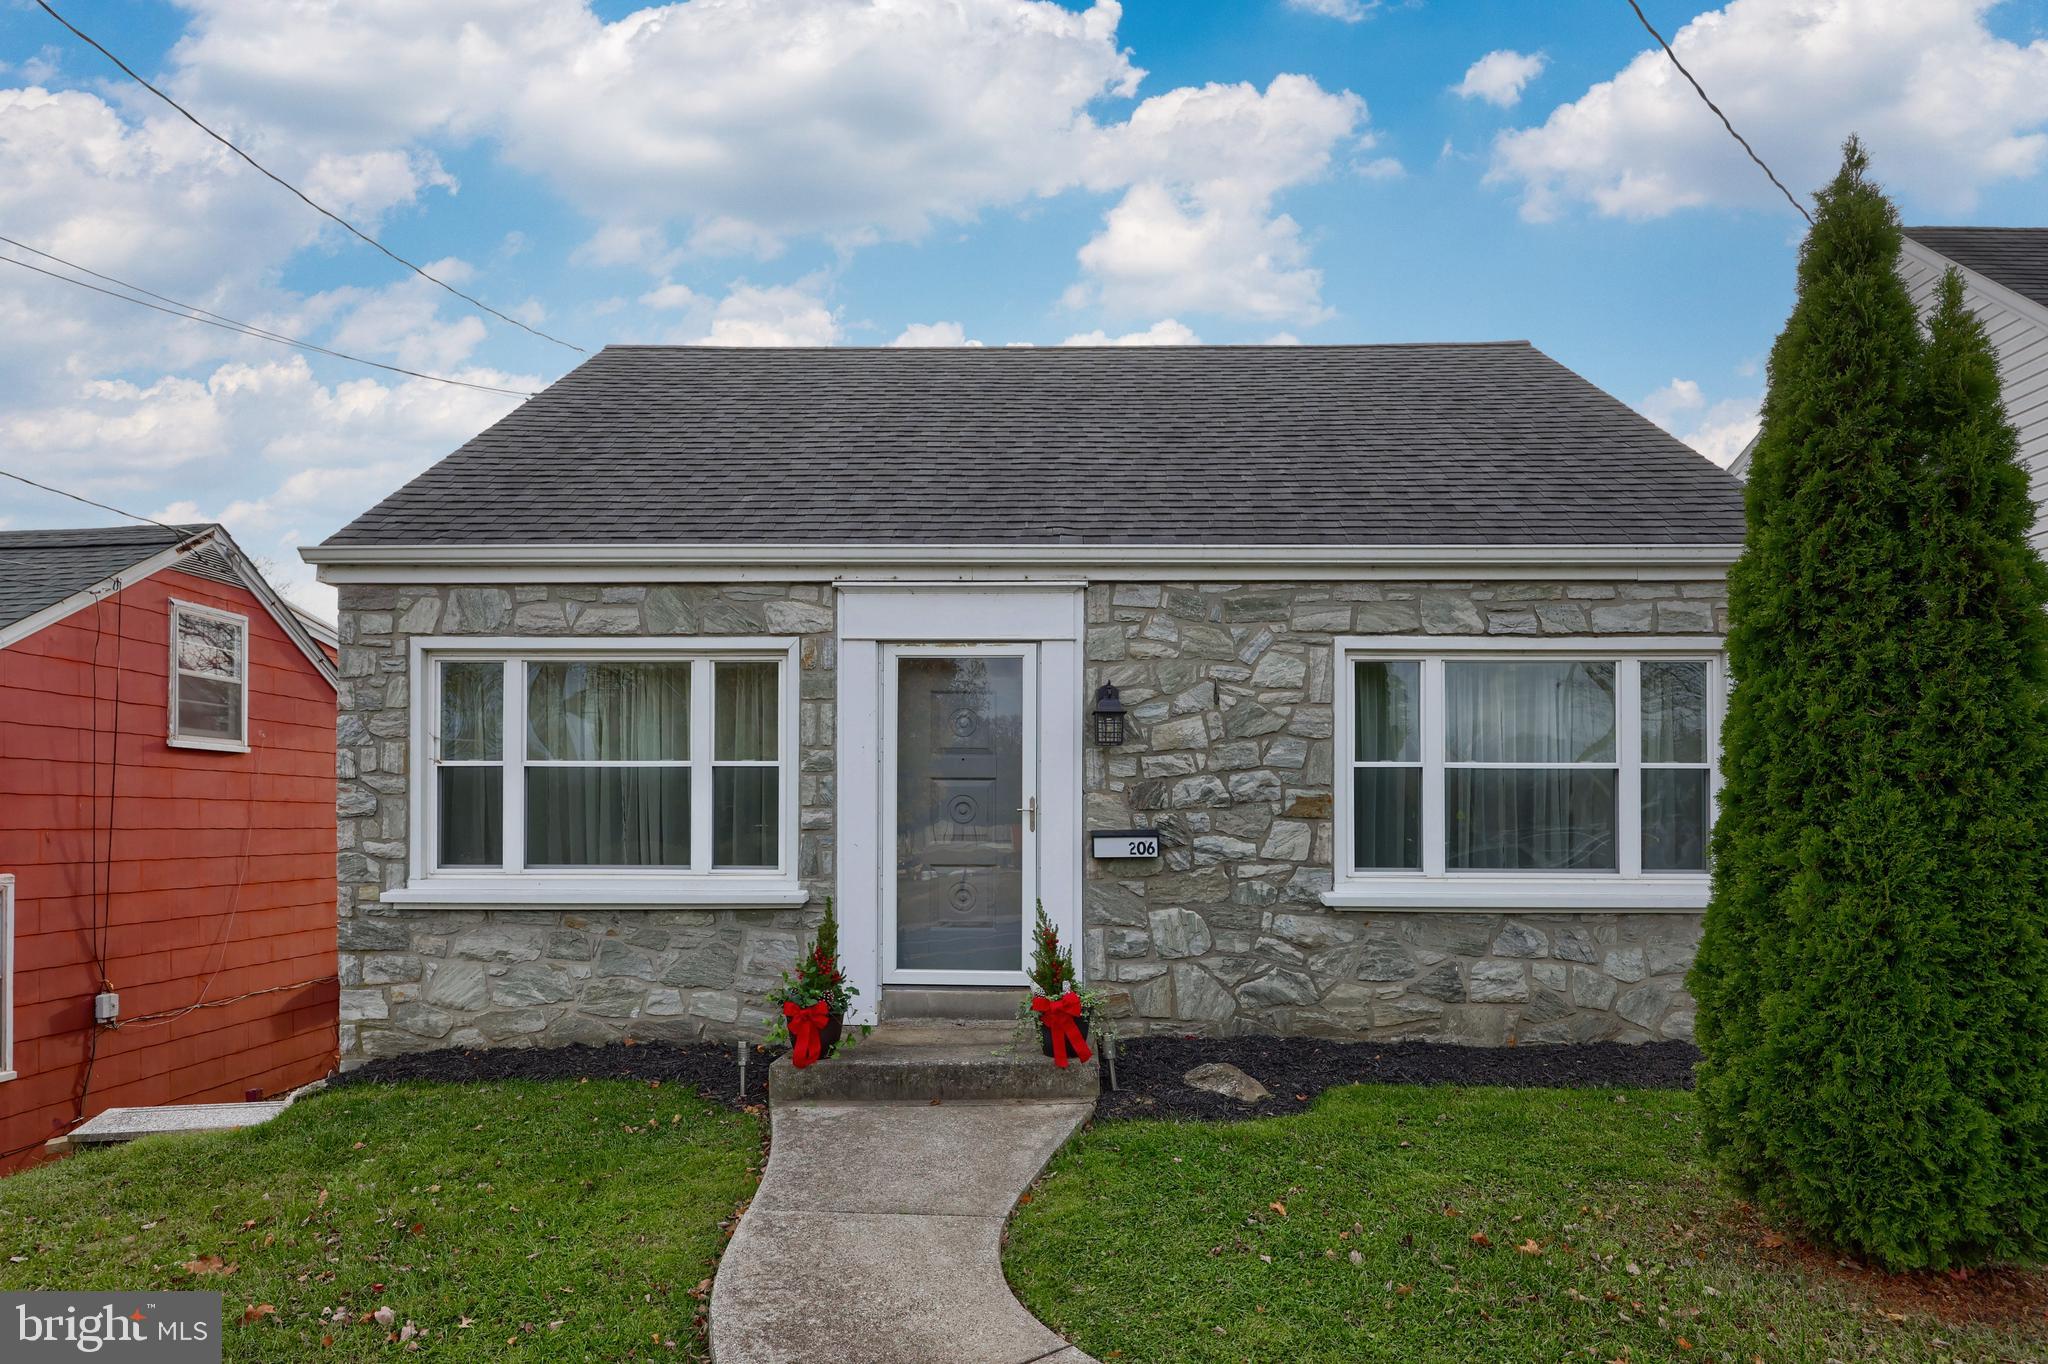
[32,0,585,354]
[0,467,207,538]
[0,244,537,399]
[1623,0,1814,226]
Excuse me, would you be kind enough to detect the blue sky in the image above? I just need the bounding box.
[2,0,2046,612]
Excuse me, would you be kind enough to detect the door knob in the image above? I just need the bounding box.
[1019,797,1037,832]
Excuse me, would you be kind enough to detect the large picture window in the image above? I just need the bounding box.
[411,642,798,899]
[1332,637,1719,910]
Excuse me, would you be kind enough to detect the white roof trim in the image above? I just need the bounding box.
[303,541,1739,584]
[1900,237,2048,335]
[1,527,338,689]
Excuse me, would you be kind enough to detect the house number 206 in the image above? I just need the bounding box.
[1091,830,1162,859]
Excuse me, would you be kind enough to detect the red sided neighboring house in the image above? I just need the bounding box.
[0,523,339,1172]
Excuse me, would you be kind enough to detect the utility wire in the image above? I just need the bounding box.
[0,247,537,399]
[32,0,585,353]
[1624,0,1814,226]
[0,467,207,538]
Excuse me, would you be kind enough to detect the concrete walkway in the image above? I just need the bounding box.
[710,1027,1099,1363]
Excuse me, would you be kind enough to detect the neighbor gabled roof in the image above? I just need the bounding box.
[0,524,206,632]
[0,522,338,685]
[1902,227,2048,312]
[320,343,1744,550]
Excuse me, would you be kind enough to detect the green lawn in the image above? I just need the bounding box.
[0,1080,761,1361]
[1006,1086,2046,1364]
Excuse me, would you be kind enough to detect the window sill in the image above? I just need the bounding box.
[168,735,250,754]
[379,877,810,908]
[1321,875,1708,912]
[0,1070,15,1084]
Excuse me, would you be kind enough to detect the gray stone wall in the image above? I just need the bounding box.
[333,583,835,1065]
[1079,579,1725,1044]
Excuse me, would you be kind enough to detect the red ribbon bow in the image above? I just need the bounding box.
[783,1000,831,1068]
[1031,990,1093,1068]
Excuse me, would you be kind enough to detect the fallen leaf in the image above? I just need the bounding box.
[1469,1232,1492,1249]
[181,1256,236,1277]
[1269,1202,1287,1217]
[1516,1239,1543,1256]
[1348,1250,1362,1265]
[241,1304,277,1324]
[373,1307,396,1328]
[1758,1232,1785,1250]
[1395,1283,1413,1296]
[1676,1339,1693,1351]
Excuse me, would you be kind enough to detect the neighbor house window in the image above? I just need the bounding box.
[0,874,14,1083]
[168,602,249,750]
[1331,638,1719,910]
[423,646,794,882]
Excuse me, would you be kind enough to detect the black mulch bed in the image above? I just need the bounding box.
[329,1041,776,1109]
[1096,1035,1700,1122]
[328,1034,1697,1123]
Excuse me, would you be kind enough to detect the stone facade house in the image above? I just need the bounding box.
[302,344,1745,1065]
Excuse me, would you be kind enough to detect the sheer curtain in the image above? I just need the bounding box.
[1445,661,1617,871]
[437,661,504,867]
[713,662,778,867]
[1353,661,1422,870]
[526,662,691,866]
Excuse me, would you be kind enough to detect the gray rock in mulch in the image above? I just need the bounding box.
[1182,1061,1271,1103]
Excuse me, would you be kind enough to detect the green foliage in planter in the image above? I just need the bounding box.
[1692,137,2048,1269]
[763,896,859,1047]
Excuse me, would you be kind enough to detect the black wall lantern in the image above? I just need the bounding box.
[1092,682,1127,746]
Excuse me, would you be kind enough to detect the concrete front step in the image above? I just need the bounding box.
[769,1019,1099,1104]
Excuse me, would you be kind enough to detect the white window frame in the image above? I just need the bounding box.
[1324,635,1721,912]
[0,874,14,1083]
[167,600,251,752]
[384,636,806,907]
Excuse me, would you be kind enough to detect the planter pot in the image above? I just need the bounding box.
[1037,1012,1090,1059]
[820,1012,845,1057]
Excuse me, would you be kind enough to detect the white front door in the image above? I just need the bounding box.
[835,585,1084,1016]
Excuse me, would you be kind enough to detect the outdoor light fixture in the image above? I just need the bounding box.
[1092,682,1127,746]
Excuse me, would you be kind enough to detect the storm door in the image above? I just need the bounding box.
[882,645,1037,983]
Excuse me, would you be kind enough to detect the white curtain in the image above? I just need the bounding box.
[713,662,779,867]
[526,662,691,866]
[1445,662,1616,871]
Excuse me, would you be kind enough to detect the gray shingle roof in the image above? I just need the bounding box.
[0,524,207,631]
[324,343,1744,549]
[1903,227,2048,311]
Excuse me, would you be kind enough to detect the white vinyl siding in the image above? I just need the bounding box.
[1897,241,2048,551]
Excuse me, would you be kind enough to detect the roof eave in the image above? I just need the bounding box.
[302,541,1742,584]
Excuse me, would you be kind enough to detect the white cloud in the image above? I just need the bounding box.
[1287,0,1377,21]
[168,0,1143,253]
[1453,50,1546,108]
[1638,378,1760,467]
[1491,0,2048,221]
[1060,319,1199,346]
[164,4,1367,325]
[891,322,982,347]
[1357,156,1405,180]
[692,282,841,347]
[1071,76,1364,323]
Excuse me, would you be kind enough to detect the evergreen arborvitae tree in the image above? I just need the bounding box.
[1692,137,2048,1268]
